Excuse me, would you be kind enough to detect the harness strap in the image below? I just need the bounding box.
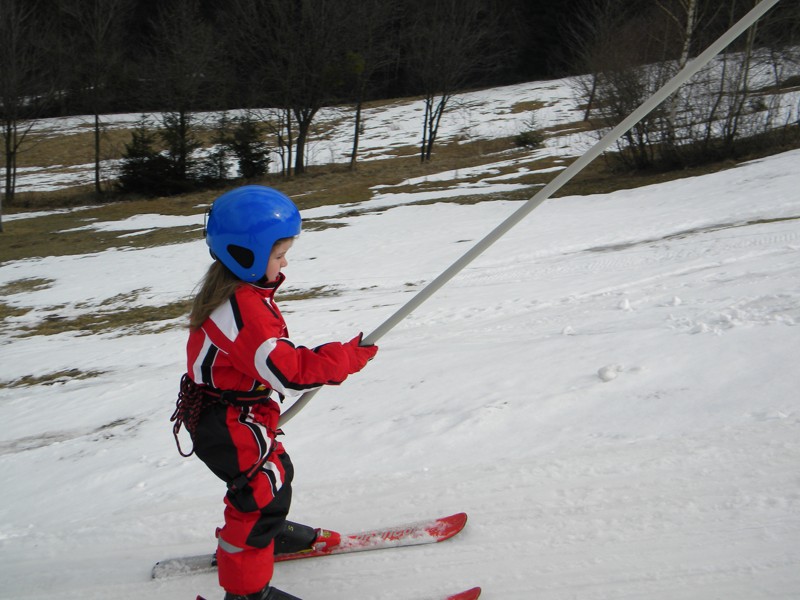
[170,374,272,457]
[203,386,273,407]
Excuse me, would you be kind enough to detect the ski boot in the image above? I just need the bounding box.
[309,527,341,552]
[274,520,341,555]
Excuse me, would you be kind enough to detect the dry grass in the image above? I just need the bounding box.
[0,277,339,342]
[0,277,54,295]
[0,302,29,323]
[510,99,549,113]
[0,278,53,326]
[9,299,193,339]
[17,128,133,168]
[3,368,108,388]
[0,203,204,263]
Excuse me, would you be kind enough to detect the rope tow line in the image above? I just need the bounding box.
[279,0,782,427]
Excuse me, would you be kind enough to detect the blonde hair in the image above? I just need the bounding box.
[189,261,242,330]
[188,236,295,330]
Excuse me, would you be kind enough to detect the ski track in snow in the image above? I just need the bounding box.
[1,81,800,599]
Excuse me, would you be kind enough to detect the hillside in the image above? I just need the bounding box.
[1,77,799,600]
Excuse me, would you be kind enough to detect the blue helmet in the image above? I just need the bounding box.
[205,185,302,282]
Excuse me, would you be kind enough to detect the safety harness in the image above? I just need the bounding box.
[170,373,273,457]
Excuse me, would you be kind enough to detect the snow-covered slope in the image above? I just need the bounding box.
[1,82,799,599]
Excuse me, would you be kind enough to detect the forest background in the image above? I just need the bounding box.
[2,0,800,222]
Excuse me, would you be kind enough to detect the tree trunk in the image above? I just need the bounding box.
[3,120,16,207]
[671,0,698,121]
[420,96,432,162]
[583,75,598,122]
[285,109,293,177]
[94,113,102,194]
[350,94,364,170]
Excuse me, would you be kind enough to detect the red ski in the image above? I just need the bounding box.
[444,588,482,600]
[154,513,469,579]
[276,512,468,562]
[197,588,479,600]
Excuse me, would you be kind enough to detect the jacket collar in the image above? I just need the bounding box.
[248,272,285,297]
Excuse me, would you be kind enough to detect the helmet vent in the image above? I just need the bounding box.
[227,244,255,269]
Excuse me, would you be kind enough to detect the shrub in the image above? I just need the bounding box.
[230,114,270,179]
[117,118,177,196]
[198,113,233,185]
[514,114,544,149]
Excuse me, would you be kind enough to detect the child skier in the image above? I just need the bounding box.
[172,185,378,600]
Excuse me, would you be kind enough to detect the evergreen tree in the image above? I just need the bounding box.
[117,117,173,195]
[230,114,270,179]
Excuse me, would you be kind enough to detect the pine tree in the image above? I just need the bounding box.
[117,117,173,196]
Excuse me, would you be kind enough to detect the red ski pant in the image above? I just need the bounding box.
[215,450,294,595]
[192,401,294,596]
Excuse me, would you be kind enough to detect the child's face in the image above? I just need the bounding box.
[265,239,293,282]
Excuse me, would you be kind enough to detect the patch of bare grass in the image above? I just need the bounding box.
[14,299,192,338]
[510,100,548,113]
[0,279,54,325]
[2,368,108,389]
[0,277,55,295]
[6,285,338,339]
[17,129,133,168]
[0,194,213,264]
[278,286,339,302]
[0,303,30,323]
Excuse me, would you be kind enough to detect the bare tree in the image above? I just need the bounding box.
[571,0,796,170]
[60,0,134,195]
[759,0,800,92]
[274,0,355,175]
[570,1,681,168]
[672,0,797,161]
[657,0,700,130]
[0,0,54,229]
[758,0,800,136]
[566,0,636,122]
[343,0,400,169]
[257,107,294,178]
[403,0,506,162]
[226,0,355,176]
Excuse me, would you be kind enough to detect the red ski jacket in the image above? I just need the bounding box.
[186,273,366,426]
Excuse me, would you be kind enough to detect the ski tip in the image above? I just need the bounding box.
[447,587,481,600]
[442,512,469,535]
[443,512,468,527]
